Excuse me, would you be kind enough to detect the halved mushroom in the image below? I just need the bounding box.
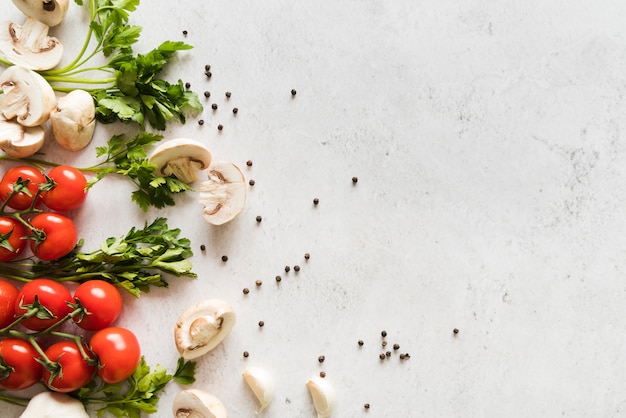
[0,65,56,127]
[50,89,96,151]
[0,18,64,70]
[306,376,336,418]
[12,0,70,28]
[172,389,227,418]
[149,138,212,183]
[242,366,275,413]
[19,391,89,418]
[198,162,246,225]
[174,299,236,360]
[0,115,45,157]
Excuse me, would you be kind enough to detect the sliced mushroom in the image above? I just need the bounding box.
[242,366,275,413]
[0,114,45,157]
[0,18,63,70]
[172,389,227,418]
[174,299,236,360]
[12,0,70,27]
[50,89,96,151]
[198,162,246,225]
[19,391,89,418]
[0,65,56,127]
[306,376,336,418]
[149,138,212,183]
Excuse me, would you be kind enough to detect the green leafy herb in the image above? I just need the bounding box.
[0,217,196,297]
[75,356,196,417]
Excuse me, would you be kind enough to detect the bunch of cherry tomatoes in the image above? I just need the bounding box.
[0,165,141,394]
[0,165,87,262]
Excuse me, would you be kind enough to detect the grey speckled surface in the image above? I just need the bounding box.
[4,0,626,417]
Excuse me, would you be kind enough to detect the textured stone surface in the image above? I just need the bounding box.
[4,0,626,416]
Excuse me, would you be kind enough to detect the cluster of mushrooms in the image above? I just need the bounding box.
[0,0,97,156]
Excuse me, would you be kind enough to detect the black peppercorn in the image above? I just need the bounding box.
[256,216,262,222]
[205,64,211,71]
[221,255,228,262]
[255,280,262,286]
[204,91,210,98]
[379,353,385,360]
[320,371,326,378]
[211,103,218,110]
[249,179,255,186]
[217,124,223,131]
[393,343,400,350]
[284,266,290,272]
[358,340,364,346]
[293,265,300,272]
[243,351,249,357]
[246,160,253,166]
[381,330,387,337]
[313,198,319,205]
[200,244,206,251]
[304,252,310,260]
[198,119,204,125]
[275,275,281,282]
[318,355,325,363]
[385,351,391,358]
[453,328,459,335]
[205,71,212,78]
[182,30,188,35]
[291,89,297,96]
[352,176,358,183]
[382,341,387,347]
[399,353,406,360]
[225,91,231,98]
[185,82,191,89]
[243,288,250,294]
[258,320,264,327]
[233,107,239,114]
[364,403,370,410]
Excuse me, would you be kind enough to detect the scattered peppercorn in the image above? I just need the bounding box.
[275,275,281,282]
[233,107,239,114]
[198,119,204,125]
[403,353,411,359]
[382,341,387,347]
[291,89,297,96]
[318,355,325,363]
[399,353,406,360]
[379,353,385,360]
[381,330,387,337]
[217,124,223,131]
[319,371,326,378]
[205,64,211,71]
[255,280,262,286]
[284,266,290,273]
[243,288,250,294]
[304,252,310,260]
[258,320,265,327]
[358,340,364,347]
[256,216,262,223]
[364,403,370,410]
[221,255,228,262]
[243,351,249,358]
[204,91,210,98]
[249,179,255,186]
[246,160,253,166]
[313,198,319,205]
[385,351,391,358]
[182,30,188,36]
[352,176,358,183]
[293,265,300,272]
[205,71,212,78]
[211,103,218,110]
[225,91,231,98]
[393,343,400,350]
[200,244,206,251]
[185,82,191,89]
[453,328,459,335]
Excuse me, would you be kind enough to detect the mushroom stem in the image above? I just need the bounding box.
[162,157,202,183]
[188,315,223,348]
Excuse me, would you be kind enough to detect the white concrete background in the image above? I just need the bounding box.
[4,0,626,417]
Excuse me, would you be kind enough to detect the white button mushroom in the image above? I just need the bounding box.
[12,0,70,28]
[242,366,275,413]
[174,299,236,360]
[19,391,89,418]
[0,114,45,158]
[306,376,336,418]
[50,89,96,151]
[149,138,212,184]
[0,17,64,70]
[198,162,246,225]
[172,389,227,418]
[0,65,56,127]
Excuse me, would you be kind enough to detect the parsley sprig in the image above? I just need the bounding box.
[1,0,202,130]
[0,217,196,297]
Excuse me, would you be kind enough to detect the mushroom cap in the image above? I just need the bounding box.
[0,116,45,158]
[172,389,228,418]
[0,65,56,127]
[148,138,212,183]
[50,89,96,151]
[199,162,246,225]
[0,18,64,71]
[12,0,70,27]
[174,299,236,360]
[19,391,89,418]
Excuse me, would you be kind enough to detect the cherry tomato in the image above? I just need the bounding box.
[0,338,41,390]
[29,213,77,261]
[15,279,73,331]
[0,280,18,328]
[0,166,45,210]
[0,216,27,262]
[90,327,140,384]
[73,280,122,331]
[42,341,95,392]
[42,166,88,211]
